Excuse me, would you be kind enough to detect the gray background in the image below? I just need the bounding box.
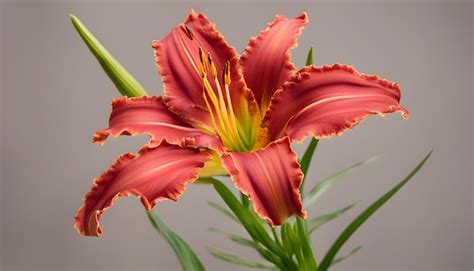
[1,0,472,270]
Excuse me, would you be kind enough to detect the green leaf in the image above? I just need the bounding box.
[212,180,276,251]
[304,156,377,208]
[208,248,275,269]
[299,46,318,195]
[299,138,319,193]
[308,203,357,234]
[280,223,299,256]
[241,193,250,208]
[300,138,319,177]
[147,211,205,271]
[330,246,361,266]
[70,14,147,98]
[209,228,280,265]
[212,181,284,252]
[209,227,254,248]
[318,151,432,271]
[208,201,238,222]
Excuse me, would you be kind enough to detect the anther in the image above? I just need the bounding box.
[198,47,204,65]
[207,53,217,77]
[207,53,212,65]
[221,62,227,85]
[180,24,194,40]
[225,61,231,85]
[222,61,231,85]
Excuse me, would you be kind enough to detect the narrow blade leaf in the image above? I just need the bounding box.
[147,211,205,271]
[331,246,361,266]
[308,203,357,234]
[295,218,318,270]
[304,156,377,207]
[209,228,254,248]
[211,180,277,252]
[209,248,274,269]
[70,14,147,97]
[209,228,280,266]
[299,138,319,193]
[318,151,432,271]
[208,201,238,222]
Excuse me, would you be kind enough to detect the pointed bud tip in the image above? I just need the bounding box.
[69,13,81,28]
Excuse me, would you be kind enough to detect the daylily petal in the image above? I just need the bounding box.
[240,13,308,112]
[262,64,409,142]
[152,10,259,130]
[221,137,306,226]
[74,143,211,236]
[93,96,223,152]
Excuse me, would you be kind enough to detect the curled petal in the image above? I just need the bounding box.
[262,64,409,142]
[240,13,308,111]
[93,96,223,152]
[221,137,306,226]
[152,10,259,128]
[74,143,211,236]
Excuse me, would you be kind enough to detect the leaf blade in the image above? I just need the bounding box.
[330,246,361,266]
[209,248,274,269]
[147,211,205,271]
[308,203,357,234]
[318,151,432,271]
[208,201,238,222]
[304,156,377,208]
[209,227,254,248]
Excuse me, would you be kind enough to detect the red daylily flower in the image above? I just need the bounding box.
[74,11,408,236]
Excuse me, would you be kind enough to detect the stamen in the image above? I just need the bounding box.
[196,50,251,151]
[202,92,226,140]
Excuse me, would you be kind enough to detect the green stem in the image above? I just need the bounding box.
[296,217,317,270]
[299,138,319,195]
[271,227,282,247]
[295,246,304,268]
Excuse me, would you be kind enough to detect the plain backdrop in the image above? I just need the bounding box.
[1,0,472,270]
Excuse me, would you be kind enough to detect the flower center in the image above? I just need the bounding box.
[197,48,254,152]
